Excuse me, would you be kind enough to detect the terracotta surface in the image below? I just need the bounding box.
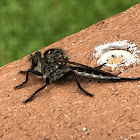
[0,4,140,140]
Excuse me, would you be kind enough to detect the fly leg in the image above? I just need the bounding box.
[74,74,93,97]
[14,69,42,89]
[115,65,133,76]
[94,63,107,70]
[24,77,50,103]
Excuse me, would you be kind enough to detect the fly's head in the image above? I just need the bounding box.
[44,49,68,65]
[29,51,43,72]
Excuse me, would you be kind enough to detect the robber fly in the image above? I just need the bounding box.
[15,48,140,103]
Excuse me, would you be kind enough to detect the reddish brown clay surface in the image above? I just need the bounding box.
[0,4,140,140]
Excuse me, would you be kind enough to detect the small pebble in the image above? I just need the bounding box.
[83,127,87,132]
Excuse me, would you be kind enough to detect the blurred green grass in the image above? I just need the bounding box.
[0,0,139,66]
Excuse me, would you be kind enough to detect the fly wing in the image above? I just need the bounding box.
[66,60,117,78]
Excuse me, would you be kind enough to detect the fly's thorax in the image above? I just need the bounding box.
[43,63,72,81]
[44,48,68,64]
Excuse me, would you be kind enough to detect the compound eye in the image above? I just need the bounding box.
[32,56,38,67]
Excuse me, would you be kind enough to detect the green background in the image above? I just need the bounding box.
[0,0,139,67]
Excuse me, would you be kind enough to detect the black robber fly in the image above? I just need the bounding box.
[15,48,140,103]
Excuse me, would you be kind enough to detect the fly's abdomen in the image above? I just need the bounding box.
[72,67,120,80]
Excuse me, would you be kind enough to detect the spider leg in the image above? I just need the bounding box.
[24,77,50,103]
[15,69,42,89]
[74,74,93,97]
